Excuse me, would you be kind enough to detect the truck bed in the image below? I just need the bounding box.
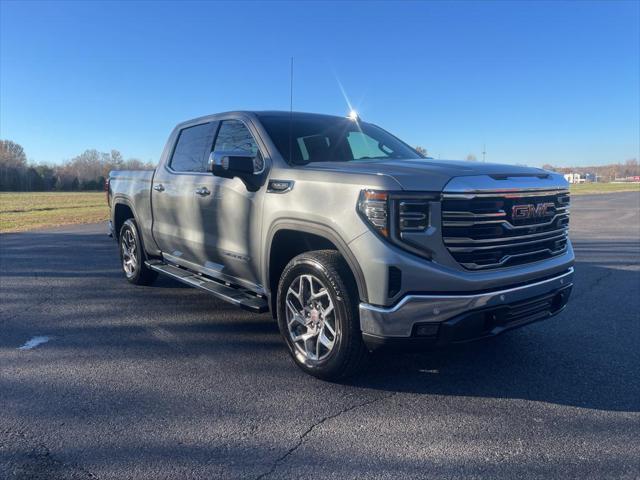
[108,169,155,240]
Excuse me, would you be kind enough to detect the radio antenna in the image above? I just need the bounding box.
[289,57,294,164]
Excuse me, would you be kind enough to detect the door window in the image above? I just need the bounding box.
[170,122,215,172]
[213,120,263,172]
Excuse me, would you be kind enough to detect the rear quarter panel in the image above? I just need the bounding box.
[109,170,158,254]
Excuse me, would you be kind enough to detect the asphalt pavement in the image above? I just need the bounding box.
[1,192,639,479]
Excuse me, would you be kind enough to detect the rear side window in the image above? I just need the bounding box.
[170,123,215,172]
[213,119,263,172]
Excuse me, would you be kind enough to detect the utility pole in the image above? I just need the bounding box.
[288,57,294,164]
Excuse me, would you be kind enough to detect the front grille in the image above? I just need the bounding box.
[442,189,570,270]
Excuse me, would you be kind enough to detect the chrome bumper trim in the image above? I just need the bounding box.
[359,267,574,338]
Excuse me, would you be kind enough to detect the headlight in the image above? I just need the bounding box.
[358,189,436,259]
[357,190,389,237]
[398,200,429,232]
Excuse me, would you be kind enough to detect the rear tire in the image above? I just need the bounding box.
[277,250,369,380]
[119,218,157,285]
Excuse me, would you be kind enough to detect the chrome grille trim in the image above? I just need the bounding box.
[442,210,507,218]
[442,189,570,270]
[444,226,569,244]
[443,188,570,200]
[447,232,568,252]
[459,246,569,270]
[442,212,569,228]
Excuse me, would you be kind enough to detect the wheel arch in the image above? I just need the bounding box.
[265,221,368,316]
[112,198,137,240]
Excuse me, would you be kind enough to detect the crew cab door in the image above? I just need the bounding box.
[151,121,218,267]
[200,119,265,289]
[151,118,265,291]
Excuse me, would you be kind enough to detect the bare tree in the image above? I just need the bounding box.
[537,159,639,181]
[0,140,27,168]
[123,158,152,170]
[415,146,428,157]
[110,149,124,168]
[0,141,157,191]
[0,140,28,190]
[67,149,104,183]
[624,158,639,177]
[466,154,477,161]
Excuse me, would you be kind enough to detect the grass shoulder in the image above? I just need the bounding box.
[570,183,640,195]
[0,191,108,233]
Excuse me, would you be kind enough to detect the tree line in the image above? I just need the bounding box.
[2,139,638,192]
[417,145,639,180]
[542,159,639,181]
[0,140,154,192]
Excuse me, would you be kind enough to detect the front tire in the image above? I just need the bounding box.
[277,250,369,380]
[119,219,157,285]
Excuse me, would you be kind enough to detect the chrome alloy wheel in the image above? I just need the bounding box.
[285,274,337,362]
[121,228,138,278]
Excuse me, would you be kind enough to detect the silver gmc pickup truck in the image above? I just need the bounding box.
[108,111,574,379]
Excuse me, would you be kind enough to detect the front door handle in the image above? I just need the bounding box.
[153,184,165,192]
[195,186,211,196]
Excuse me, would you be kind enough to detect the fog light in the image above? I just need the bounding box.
[415,323,439,337]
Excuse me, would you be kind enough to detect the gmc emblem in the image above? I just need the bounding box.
[512,202,555,220]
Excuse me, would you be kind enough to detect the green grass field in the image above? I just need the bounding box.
[0,184,638,233]
[569,182,640,195]
[0,192,108,233]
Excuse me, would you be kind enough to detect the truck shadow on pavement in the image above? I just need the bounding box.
[1,230,638,414]
[352,252,640,413]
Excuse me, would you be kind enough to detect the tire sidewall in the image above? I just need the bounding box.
[277,255,356,377]
[119,219,143,284]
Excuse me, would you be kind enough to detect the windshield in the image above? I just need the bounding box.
[258,114,422,165]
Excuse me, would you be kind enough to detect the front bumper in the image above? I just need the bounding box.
[360,267,573,348]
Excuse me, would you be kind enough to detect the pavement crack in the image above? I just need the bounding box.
[0,290,54,325]
[2,426,98,479]
[570,268,616,301]
[255,392,395,480]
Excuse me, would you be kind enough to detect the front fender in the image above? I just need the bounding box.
[264,219,368,303]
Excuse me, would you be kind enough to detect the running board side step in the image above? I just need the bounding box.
[145,260,269,313]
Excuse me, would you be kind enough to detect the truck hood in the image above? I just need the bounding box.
[304,159,561,191]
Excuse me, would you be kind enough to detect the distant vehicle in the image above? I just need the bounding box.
[108,111,574,379]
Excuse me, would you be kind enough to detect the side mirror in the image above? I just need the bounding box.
[208,151,261,191]
[209,150,254,176]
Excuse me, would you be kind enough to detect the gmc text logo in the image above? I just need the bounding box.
[512,202,555,220]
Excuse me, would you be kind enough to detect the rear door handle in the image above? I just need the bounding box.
[195,186,211,196]
[153,184,165,192]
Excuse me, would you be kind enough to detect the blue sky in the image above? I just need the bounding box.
[1,0,638,167]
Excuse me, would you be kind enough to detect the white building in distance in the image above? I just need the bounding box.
[564,173,586,184]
